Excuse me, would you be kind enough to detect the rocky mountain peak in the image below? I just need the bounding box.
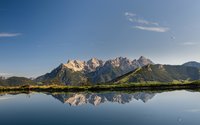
[137,56,154,66]
[64,60,86,71]
[89,57,99,62]
[138,56,147,60]
[105,57,132,67]
[63,58,104,72]
[87,58,103,65]
[87,58,104,72]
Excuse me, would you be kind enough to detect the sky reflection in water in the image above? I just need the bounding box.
[0,90,200,125]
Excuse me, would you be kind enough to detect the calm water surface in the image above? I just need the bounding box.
[0,90,200,125]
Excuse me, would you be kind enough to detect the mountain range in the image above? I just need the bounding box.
[35,56,154,85]
[1,56,200,86]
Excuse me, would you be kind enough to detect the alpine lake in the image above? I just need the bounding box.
[0,90,200,125]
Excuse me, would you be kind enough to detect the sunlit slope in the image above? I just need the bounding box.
[113,64,200,83]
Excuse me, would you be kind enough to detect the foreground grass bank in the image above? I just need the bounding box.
[1,81,200,92]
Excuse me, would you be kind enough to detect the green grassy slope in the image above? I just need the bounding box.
[113,64,200,84]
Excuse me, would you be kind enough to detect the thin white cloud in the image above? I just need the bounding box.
[125,12,159,25]
[125,12,136,17]
[125,12,169,33]
[136,19,150,25]
[134,26,169,32]
[0,33,21,37]
[135,18,159,26]
[0,72,12,77]
[181,42,199,46]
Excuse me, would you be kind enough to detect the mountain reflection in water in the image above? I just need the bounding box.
[50,92,156,106]
[1,90,200,125]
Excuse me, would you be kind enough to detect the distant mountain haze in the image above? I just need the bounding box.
[182,61,200,69]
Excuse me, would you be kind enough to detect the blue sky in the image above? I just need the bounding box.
[0,0,200,77]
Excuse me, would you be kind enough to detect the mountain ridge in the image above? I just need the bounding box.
[113,64,200,84]
[183,61,200,69]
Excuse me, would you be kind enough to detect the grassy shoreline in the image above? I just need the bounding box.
[1,81,200,92]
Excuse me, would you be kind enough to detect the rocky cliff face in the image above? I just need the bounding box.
[63,58,104,72]
[88,56,154,83]
[86,58,104,72]
[64,60,86,72]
